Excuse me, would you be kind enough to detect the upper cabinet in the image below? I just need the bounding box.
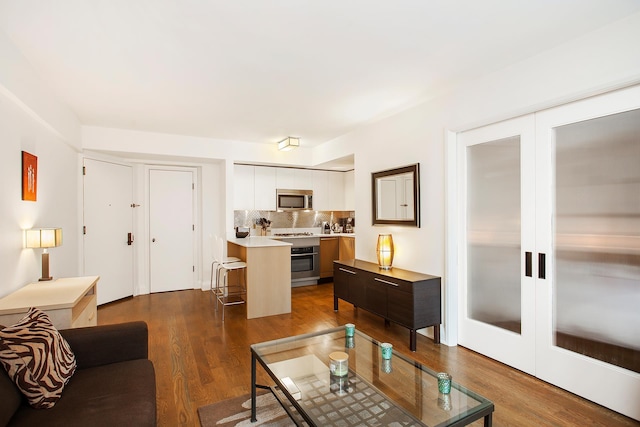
[276,168,313,190]
[275,168,295,189]
[234,164,353,211]
[234,165,255,210]
[294,169,313,190]
[344,170,354,211]
[254,166,276,210]
[311,170,329,210]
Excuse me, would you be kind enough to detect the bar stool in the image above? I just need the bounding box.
[210,235,240,290]
[211,236,246,321]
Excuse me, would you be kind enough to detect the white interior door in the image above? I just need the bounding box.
[149,168,194,293]
[83,158,134,305]
[535,86,640,420]
[458,115,537,375]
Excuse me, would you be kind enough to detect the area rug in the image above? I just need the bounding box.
[198,391,295,427]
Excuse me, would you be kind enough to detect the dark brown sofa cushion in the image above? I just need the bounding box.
[0,369,21,426]
[7,359,156,427]
[60,321,149,369]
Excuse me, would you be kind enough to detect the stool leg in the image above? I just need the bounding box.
[215,265,222,312]
[221,270,226,322]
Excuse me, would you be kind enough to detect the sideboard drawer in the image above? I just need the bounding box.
[372,276,413,293]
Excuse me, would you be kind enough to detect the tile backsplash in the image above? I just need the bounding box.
[234,210,354,232]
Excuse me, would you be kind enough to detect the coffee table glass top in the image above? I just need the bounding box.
[251,326,494,427]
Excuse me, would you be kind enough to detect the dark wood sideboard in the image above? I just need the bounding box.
[333,259,441,351]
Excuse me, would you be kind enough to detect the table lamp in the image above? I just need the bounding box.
[376,234,394,270]
[25,228,62,281]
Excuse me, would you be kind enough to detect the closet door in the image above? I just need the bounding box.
[536,86,640,420]
[458,115,537,375]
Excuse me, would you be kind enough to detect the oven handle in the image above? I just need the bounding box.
[291,252,319,257]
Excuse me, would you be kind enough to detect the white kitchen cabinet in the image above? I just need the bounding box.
[344,170,354,211]
[294,168,313,190]
[328,172,345,210]
[313,170,348,211]
[234,165,255,209]
[254,166,276,210]
[236,165,351,212]
[312,170,329,210]
[276,168,295,189]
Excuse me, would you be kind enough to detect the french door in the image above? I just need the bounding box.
[458,115,537,375]
[458,85,640,420]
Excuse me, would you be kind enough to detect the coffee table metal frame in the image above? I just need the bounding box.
[251,326,494,426]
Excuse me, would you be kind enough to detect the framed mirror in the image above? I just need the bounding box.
[372,163,420,227]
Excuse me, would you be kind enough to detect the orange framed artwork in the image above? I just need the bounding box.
[22,151,37,201]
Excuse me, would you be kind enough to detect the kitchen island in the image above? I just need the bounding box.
[226,236,292,319]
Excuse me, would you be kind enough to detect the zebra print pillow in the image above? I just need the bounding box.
[0,307,77,408]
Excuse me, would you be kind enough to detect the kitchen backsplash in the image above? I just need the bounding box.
[234,210,354,231]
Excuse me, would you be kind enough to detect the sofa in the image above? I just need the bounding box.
[0,321,156,426]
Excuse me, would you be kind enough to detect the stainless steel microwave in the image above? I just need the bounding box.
[276,189,313,211]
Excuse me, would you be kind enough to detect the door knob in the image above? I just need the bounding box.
[152,238,156,242]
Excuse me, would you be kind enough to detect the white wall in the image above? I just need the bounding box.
[315,12,640,344]
[0,30,82,297]
[0,89,81,297]
[0,31,81,149]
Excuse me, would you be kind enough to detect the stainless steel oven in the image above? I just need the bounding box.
[278,236,320,287]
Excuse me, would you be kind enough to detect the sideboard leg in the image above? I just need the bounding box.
[410,329,417,351]
[334,296,338,311]
[434,325,441,344]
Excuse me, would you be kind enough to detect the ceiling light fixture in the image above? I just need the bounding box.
[278,137,300,151]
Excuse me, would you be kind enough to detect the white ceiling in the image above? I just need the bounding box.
[1,0,639,149]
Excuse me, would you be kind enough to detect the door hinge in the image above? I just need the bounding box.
[192,266,195,272]
[192,224,195,231]
[130,203,140,208]
[82,166,86,175]
[83,226,87,235]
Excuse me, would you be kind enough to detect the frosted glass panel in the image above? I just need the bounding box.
[555,108,640,373]
[467,136,521,333]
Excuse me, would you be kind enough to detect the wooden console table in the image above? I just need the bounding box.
[0,276,99,329]
[333,260,441,351]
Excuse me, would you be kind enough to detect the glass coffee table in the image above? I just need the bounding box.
[251,326,494,426]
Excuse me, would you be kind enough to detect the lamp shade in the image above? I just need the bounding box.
[278,137,300,151]
[25,228,63,248]
[376,234,394,270]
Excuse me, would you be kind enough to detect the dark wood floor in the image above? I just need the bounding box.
[97,283,638,427]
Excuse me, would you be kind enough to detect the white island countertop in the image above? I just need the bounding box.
[227,236,292,248]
